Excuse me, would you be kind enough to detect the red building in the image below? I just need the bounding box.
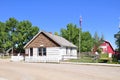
[99,41,115,54]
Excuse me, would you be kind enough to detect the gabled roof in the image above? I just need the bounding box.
[24,31,77,48]
[100,40,114,52]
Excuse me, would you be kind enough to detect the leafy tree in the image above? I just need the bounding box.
[101,34,104,41]
[81,32,93,52]
[61,23,80,49]
[0,22,8,53]
[16,20,39,53]
[61,23,93,52]
[5,18,19,53]
[114,31,120,52]
[54,32,59,36]
[0,17,39,54]
[92,32,104,53]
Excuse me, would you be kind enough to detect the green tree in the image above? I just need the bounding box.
[61,23,80,48]
[101,34,104,41]
[61,23,93,52]
[54,32,59,36]
[92,32,104,53]
[81,32,93,52]
[114,31,120,52]
[0,17,39,54]
[0,22,9,53]
[5,18,19,53]
[16,20,39,53]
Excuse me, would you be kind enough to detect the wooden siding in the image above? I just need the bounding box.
[26,33,60,48]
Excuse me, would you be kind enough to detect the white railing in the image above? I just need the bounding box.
[25,56,60,63]
[62,55,77,60]
[11,55,77,62]
[11,56,24,61]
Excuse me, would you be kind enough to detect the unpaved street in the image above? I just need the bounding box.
[0,60,120,80]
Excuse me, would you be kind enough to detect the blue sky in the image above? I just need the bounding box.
[0,0,120,49]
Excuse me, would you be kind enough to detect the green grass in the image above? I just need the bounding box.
[0,56,11,59]
[100,53,108,59]
[99,53,112,63]
[66,56,95,63]
[66,53,120,64]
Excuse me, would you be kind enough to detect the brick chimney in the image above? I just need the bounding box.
[49,32,52,34]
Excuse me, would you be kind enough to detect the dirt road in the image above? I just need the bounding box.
[0,60,120,80]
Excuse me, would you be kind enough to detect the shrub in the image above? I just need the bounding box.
[99,53,109,63]
[100,53,108,59]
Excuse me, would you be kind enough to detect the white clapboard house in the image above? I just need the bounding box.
[11,31,77,62]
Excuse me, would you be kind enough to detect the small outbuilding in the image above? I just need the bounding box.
[23,31,77,62]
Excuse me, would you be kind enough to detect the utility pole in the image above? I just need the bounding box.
[79,16,82,59]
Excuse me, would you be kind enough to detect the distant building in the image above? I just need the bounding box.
[99,40,115,54]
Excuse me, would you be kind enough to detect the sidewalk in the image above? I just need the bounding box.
[61,62,120,67]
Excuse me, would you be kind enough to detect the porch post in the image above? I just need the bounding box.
[28,48,30,58]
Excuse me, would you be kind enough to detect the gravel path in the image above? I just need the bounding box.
[0,60,120,80]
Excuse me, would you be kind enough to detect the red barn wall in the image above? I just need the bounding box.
[100,41,115,54]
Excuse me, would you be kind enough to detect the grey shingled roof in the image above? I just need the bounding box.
[43,31,77,48]
[24,31,77,48]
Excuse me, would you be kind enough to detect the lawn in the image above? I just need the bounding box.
[66,55,95,63]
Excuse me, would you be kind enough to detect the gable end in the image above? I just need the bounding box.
[25,32,60,48]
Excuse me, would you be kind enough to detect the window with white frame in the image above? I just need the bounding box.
[66,47,72,55]
[38,47,46,56]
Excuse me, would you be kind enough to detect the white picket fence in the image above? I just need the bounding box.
[11,56,60,62]
[11,55,77,62]
[62,55,77,60]
[25,56,60,63]
[11,56,24,62]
